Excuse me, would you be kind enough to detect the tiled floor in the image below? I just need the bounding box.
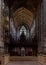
[7,61,42,65]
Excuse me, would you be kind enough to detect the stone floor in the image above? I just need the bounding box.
[7,61,42,65]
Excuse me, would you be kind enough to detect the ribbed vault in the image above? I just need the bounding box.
[12,7,34,28]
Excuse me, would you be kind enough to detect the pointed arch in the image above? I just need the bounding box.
[17,23,29,40]
[20,25,27,36]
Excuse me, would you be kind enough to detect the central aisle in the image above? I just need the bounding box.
[7,61,42,65]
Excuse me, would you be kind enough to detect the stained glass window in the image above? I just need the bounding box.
[20,26,27,36]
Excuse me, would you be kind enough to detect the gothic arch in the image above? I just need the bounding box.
[17,23,29,40]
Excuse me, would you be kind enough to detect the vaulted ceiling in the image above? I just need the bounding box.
[4,0,42,28]
[13,7,34,28]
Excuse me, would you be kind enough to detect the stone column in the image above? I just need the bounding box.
[35,5,41,54]
[35,1,44,54]
[0,0,4,53]
[42,0,46,53]
[37,0,46,54]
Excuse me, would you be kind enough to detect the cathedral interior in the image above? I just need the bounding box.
[0,0,46,65]
[3,0,41,56]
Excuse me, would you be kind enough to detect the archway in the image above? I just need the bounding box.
[17,23,29,40]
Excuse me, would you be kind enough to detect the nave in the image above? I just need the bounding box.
[6,61,42,65]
